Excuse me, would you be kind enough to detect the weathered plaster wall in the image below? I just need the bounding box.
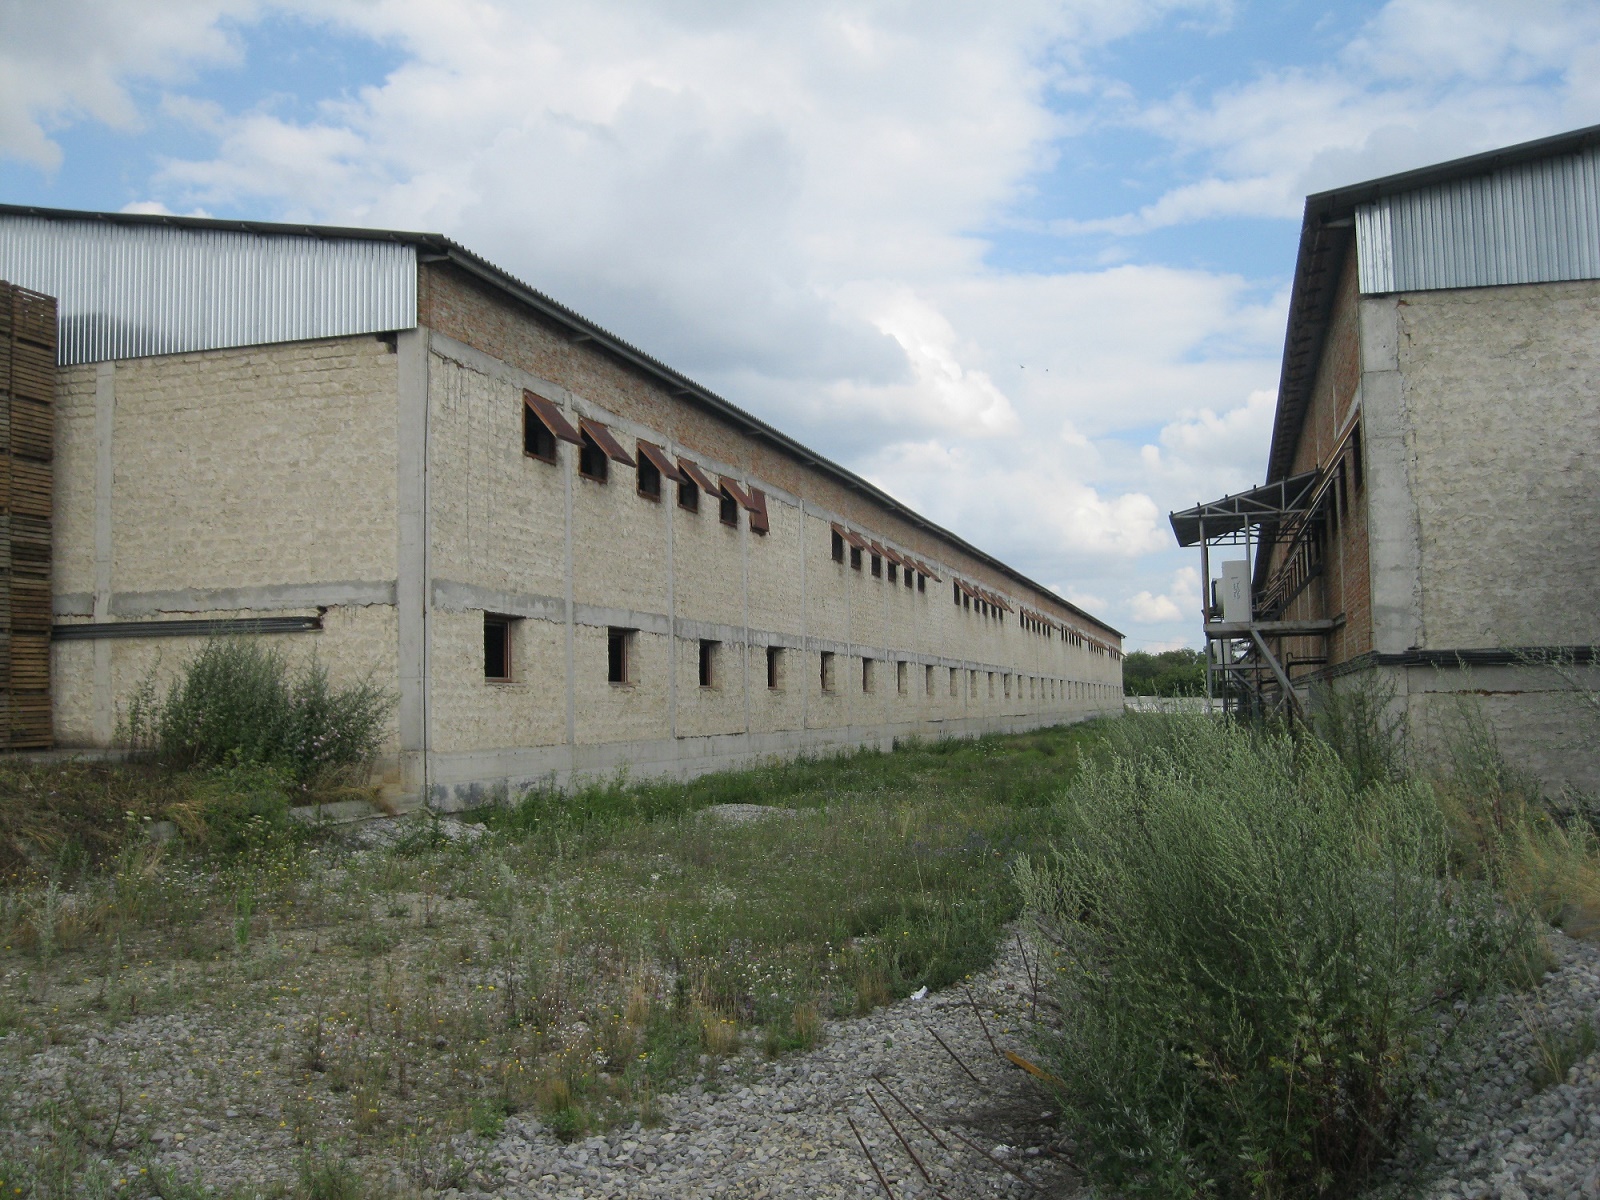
[1398,278,1600,649]
[49,336,406,789]
[414,274,1121,804]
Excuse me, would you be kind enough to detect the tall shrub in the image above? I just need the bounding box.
[1019,715,1530,1199]
[131,638,392,785]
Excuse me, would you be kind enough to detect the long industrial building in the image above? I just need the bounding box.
[0,205,1123,807]
[1171,125,1600,794]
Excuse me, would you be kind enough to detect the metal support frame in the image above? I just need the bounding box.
[1171,469,1333,719]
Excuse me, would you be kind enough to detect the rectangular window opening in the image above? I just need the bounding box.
[870,554,882,578]
[949,668,958,698]
[637,455,662,500]
[767,645,782,690]
[580,431,609,482]
[832,530,845,562]
[887,562,897,584]
[719,487,740,526]
[678,478,700,511]
[862,658,874,693]
[608,627,633,684]
[988,671,995,698]
[820,651,836,693]
[484,614,513,681]
[924,664,933,695]
[953,581,960,605]
[1351,424,1365,491]
[904,569,912,590]
[699,639,718,688]
[850,546,862,571]
[523,406,557,462]
[897,661,908,695]
[917,573,926,592]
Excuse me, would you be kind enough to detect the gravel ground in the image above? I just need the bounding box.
[0,914,1078,1198]
[458,932,1077,1199]
[1380,930,1600,1200]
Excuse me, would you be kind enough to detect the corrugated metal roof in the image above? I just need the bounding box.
[0,211,415,365]
[1356,142,1600,293]
[1264,122,1600,486]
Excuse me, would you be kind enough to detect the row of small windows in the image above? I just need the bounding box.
[488,614,1111,697]
[829,524,936,593]
[524,389,769,533]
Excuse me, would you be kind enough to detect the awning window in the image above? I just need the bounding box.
[719,476,756,510]
[678,458,719,494]
[747,488,770,534]
[578,418,636,466]
[524,390,582,444]
[636,440,686,484]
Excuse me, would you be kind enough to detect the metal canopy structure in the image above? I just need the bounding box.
[1169,471,1320,547]
[1169,468,1333,718]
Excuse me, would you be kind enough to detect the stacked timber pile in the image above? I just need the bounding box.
[0,280,54,748]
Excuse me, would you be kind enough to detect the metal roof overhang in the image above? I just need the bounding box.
[1168,471,1321,547]
[0,202,1121,640]
[1264,122,1600,485]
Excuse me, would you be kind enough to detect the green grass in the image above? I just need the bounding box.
[0,721,1106,1192]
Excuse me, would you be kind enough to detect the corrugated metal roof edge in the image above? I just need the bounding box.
[1264,121,1600,488]
[0,202,1122,639]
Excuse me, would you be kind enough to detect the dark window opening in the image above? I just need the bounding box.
[850,546,862,571]
[608,627,632,684]
[678,478,700,511]
[887,562,897,584]
[870,553,882,578]
[1337,459,1349,518]
[699,639,717,688]
[820,651,836,693]
[767,645,782,690]
[918,573,926,593]
[523,407,556,462]
[831,530,845,562]
[580,431,609,482]
[484,615,512,681]
[862,658,874,693]
[897,661,907,695]
[719,488,739,526]
[638,456,662,500]
[1351,424,1364,491]
[963,591,971,610]
[953,581,960,605]
[904,568,913,589]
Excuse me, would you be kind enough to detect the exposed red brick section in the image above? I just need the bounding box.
[1266,251,1372,675]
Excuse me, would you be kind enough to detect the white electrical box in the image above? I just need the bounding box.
[1220,560,1252,624]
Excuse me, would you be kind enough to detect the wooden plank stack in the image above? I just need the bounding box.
[0,280,55,748]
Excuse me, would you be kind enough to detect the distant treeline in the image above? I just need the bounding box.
[1121,648,1205,696]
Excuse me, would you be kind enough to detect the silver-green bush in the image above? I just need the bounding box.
[125,638,393,786]
[1018,715,1532,1199]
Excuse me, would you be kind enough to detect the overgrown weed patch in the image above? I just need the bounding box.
[0,722,1102,1192]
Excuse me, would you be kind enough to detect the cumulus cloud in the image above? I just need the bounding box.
[9,0,1596,650]
[0,0,251,170]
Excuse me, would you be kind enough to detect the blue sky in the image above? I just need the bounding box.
[4,0,1598,650]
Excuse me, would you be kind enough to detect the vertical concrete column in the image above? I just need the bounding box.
[666,439,678,741]
[563,424,576,749]
[1359,295,1425,655]
[396,328,430,801]
[798,503,808,733]
[740,497,751,738]
[91,361,115,743]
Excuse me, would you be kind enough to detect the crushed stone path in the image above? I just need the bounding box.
[452,931,1079,1198]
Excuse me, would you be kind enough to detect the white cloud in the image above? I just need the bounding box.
[1073,0,1600,234]
[0,0,251,170]
[9,0,1594,651]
